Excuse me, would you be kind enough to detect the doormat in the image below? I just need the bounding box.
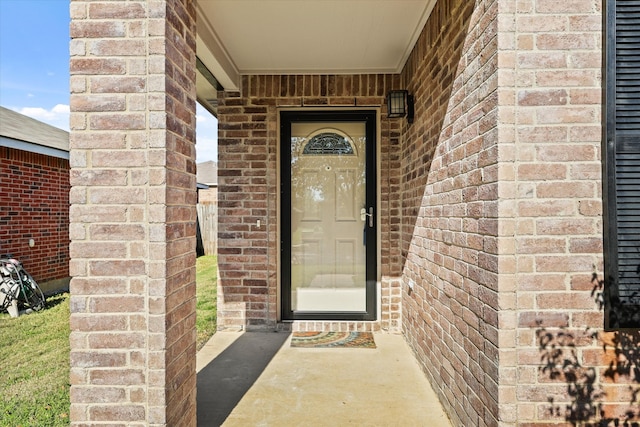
[290,331,376,349]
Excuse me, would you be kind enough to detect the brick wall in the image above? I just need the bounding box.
[400,0,501,426]
[69,0,197,425]
[499,1,638,425]
[217,74,404,331]
[0,147,70,284]
[400,0,638,426]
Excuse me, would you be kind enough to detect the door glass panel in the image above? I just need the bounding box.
[290,122,366,312]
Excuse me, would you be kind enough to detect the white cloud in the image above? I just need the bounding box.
[51,104,69,114]
[15,104,69,131]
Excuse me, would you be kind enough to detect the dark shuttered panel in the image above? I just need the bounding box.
[604,0,640,328]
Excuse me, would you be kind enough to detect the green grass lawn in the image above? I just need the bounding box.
[0,293,71,426]
[0,255,218,426]
[196,255,218,350]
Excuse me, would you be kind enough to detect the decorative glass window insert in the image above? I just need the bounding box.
[302,132,354,155]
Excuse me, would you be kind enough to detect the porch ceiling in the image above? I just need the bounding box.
[195,0,436,92]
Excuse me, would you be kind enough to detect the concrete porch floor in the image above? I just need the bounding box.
[196,331,452,426]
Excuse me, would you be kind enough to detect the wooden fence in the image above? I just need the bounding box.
[197,203,217,255]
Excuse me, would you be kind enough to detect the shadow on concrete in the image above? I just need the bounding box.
[196,332,291,426]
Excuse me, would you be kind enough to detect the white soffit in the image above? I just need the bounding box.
[196,0,435,91]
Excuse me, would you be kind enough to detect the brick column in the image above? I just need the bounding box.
[507,1,605,424]
[69,1,197,425]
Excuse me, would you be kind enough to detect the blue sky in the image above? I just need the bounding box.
[0,0,217,163]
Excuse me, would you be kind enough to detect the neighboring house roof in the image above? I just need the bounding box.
[0,106,69,159]
[197,160,218,186]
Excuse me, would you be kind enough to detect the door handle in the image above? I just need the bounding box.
[360,207,374,228]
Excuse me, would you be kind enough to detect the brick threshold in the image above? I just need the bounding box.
[277,320,383,333]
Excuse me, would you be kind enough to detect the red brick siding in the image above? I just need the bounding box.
[400,1,500,426]
[217,74,404,331]
[0,146,70,283]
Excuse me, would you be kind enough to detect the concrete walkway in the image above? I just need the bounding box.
[196,331,452,426]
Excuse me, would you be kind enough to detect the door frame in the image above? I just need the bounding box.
[280,110,378,321]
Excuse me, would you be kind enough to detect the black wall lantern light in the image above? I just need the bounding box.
[386,90,414,124]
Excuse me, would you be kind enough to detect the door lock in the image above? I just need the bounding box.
[360,207,374,227]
